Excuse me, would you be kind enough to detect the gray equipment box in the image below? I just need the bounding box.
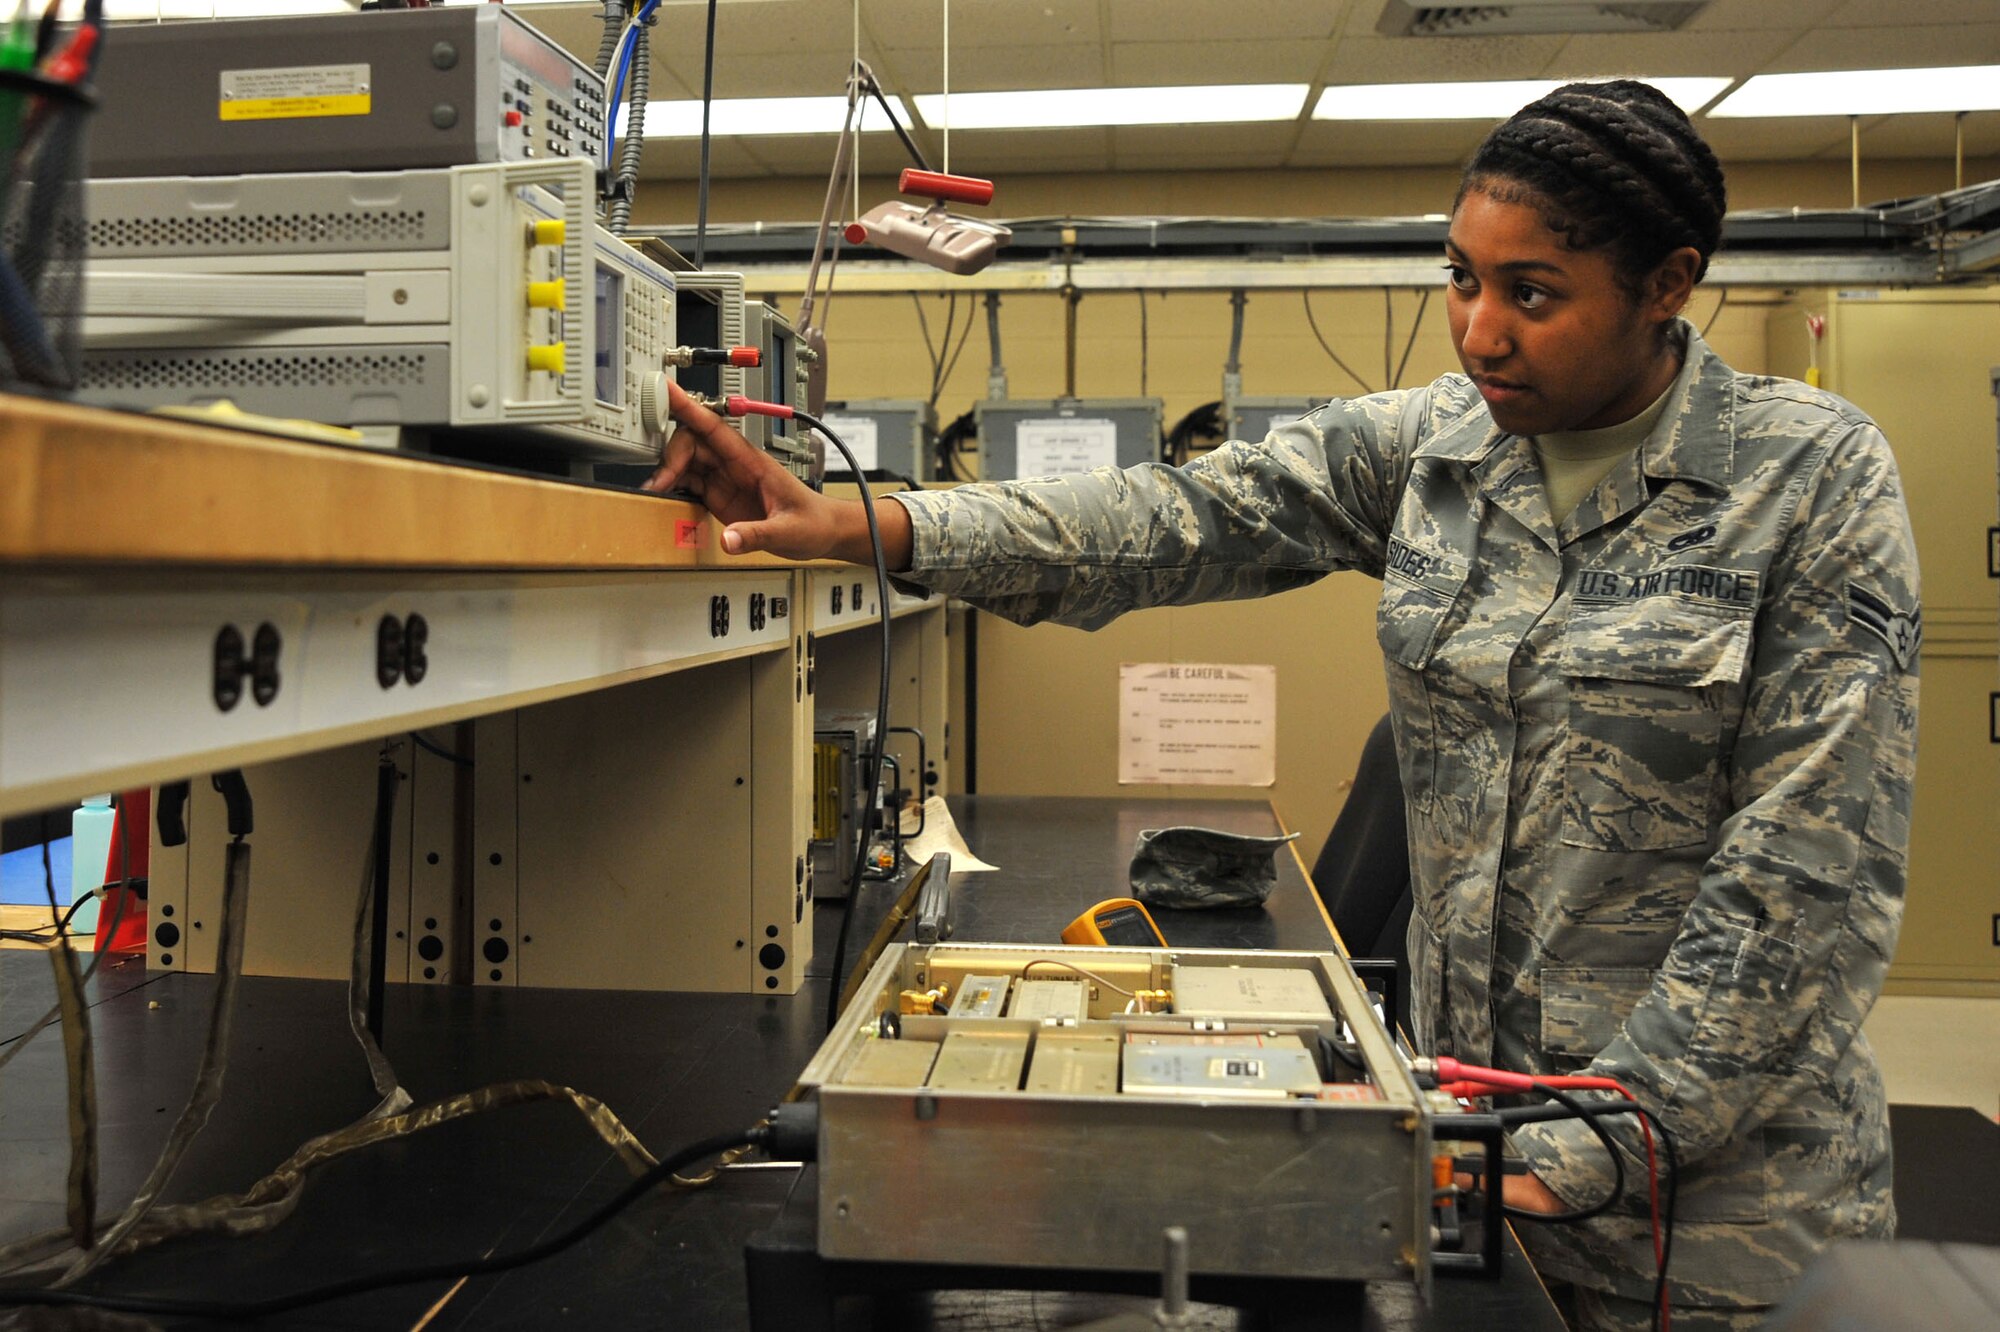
[811,709,877,903]
[742,299,817,485]
[79,159,676,465]
[819,399,938,481]
[798,941,1431,1286]
[975,397,1163,481]
[1224,395,1325,443]
[88,6,605,178]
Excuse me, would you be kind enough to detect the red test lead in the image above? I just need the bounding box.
[724,396,791,420]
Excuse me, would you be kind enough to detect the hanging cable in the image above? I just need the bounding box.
[984,290,1006,400]
[931,293,959,402]
[911,292,939,394]
[590,0,623,78]
[935,296,975,408]
[1382,288,1395,390]
[1137,289,1149,397]
[1700,287,1730,339]
[1391,288,1430,389]
[1303,290,1375,395]
[606,8,653,233]
[692,0,719,265]
[940,0,950,175]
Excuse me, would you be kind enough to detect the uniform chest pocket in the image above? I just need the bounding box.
[1376,544,1467,809]
[1560,599,1751,853]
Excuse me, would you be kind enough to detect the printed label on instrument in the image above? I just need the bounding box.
[817,415,880,471]
[220,64,372,121]
[1015,417,1118,475]
[674,520,701,549]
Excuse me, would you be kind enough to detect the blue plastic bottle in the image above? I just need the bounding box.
[68,794,114,935]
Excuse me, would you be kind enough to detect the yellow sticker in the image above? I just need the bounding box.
[221,94,371,122]
[219,63,371,122]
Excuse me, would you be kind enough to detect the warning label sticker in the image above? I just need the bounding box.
[220,64,371,122]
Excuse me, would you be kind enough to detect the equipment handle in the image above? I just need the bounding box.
[898,169,994,205]
[913,852,953,944]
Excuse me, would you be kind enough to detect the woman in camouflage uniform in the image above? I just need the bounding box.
[650,81,1919,1332]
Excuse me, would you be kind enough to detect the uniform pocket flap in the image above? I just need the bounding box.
[1539,966,1657,1057]
[1377,540,1467,669]
[1562,595,1752,689]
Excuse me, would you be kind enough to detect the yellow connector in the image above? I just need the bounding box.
[531,218,567,246]
[527,343,566,375]
[527,278,566,309]
[898,984,950,1016]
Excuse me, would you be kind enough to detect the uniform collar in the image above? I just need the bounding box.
[1417,318,1737,493]
[1641,320,1736,493]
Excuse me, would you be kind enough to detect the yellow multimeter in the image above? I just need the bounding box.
[1061,897,1168,948]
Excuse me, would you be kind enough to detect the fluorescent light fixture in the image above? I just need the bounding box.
[912,85,1309,130]
[1708,66,2000,117]
[616,98,907,139]
[1314,76,1730,121]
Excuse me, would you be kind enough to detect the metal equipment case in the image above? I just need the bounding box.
[819,399,938,480]
[88,6,605,178]
[974,397,1163,480]
[797,941,1431,1286]
[79,159,676,465]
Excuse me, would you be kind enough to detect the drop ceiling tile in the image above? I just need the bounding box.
[1321,34,1572,85]
[1109,122,1299,152]
[926,125,1118,159]
[1692,116,1860,162]
[649,51,859,100]
[711,137,858,176]
[1111,39,1328,85]
[932,151,1118,177]
[638,0,857,57]
[1108,122,1299,171]
[887,43,1111,93]
[630,137,780,180]
[1546,29,1796,79]
[1682,0,1845,31]
[1767,22,2000,71]
[1824,0,2000,26]
[869,0,1102,49]
[1104,0,1346,42]
[1115,146,1291,171]
[1289,120,1490,169]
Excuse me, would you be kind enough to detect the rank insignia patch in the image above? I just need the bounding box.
[1847,583,1922,670]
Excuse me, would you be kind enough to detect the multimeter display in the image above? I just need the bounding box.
[1093,903,1163,947]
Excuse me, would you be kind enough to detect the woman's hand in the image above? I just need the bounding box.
[643,382,848,559]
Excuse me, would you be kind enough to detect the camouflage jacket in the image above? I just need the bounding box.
[893,322,1920,1307]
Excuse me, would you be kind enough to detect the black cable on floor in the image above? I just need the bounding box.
[0,1128,761,1320]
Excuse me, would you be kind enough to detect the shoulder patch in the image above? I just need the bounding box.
[1847,583,1921,670]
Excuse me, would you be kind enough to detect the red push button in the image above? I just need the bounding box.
[504,110,524,128]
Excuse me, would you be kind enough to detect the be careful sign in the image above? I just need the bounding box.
[1119,663,1276,787]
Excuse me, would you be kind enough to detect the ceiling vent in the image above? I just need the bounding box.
[1378,2,1709,37]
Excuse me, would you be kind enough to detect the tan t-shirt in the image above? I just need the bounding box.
[1533,384,1674,521]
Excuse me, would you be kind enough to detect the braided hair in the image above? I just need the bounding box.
[1458,80,1728,294]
